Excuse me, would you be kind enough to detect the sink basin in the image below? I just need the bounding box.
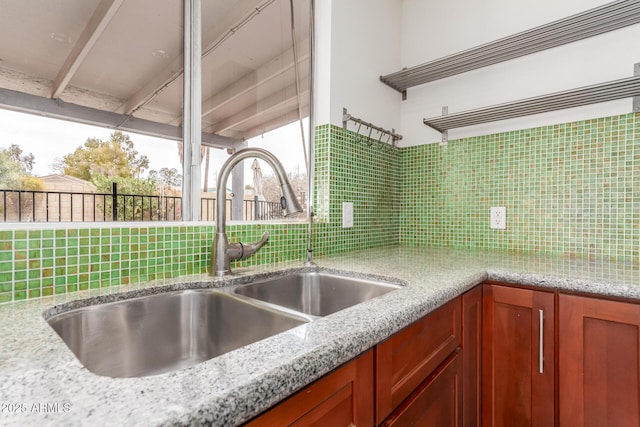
[233,271,402,317]
[46,290,308,378]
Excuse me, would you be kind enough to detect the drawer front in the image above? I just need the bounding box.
[246,350,374,427]
[380,351,462,427]
[375,297,462,424]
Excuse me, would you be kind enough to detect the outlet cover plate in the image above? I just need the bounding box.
[342,202,354,228]
[490,206,506,230]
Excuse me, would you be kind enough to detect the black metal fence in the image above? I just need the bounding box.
[0,185,285,223]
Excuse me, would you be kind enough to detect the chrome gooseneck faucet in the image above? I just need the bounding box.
[212,147,303,276]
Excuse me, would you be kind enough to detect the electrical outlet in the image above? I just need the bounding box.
[490,207,506,230]
[342,202,354,228]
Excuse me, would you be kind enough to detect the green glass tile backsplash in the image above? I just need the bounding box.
[0,124,400,303]
[312,124,402,256]
[0,223,312,303]
[1,112,638,303]
[401,113,639,261]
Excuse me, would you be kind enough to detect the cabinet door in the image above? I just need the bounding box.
[559,294,640,426]
[482,284,554,427]
[245,350,374,427]
[462,285,482,427]
[380,352,462,427]
[376,297,461,424]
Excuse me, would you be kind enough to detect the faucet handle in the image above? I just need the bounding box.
[226,231,269,261]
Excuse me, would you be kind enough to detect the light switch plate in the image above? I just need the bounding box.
[490,206,506,229]
[342,202,353,228]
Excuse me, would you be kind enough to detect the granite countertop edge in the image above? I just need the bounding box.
[1,246,639,426]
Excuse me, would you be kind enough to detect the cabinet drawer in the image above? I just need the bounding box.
[375,297,461,424]
[380,351,462,427]
[245,350,374,427]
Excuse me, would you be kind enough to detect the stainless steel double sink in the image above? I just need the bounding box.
[46,270,402,378]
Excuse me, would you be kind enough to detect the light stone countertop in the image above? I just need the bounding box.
[1,246,639,426]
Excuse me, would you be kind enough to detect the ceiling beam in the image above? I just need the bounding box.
[200,41,309,120]
[0,88,238,149]
[209,79,309,133]
[239,105,310,140]
[51,0,126,99]
[120,0,274,116]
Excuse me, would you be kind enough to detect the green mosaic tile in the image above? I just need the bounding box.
[0,281,11,292]
[400,112,639,262]
[3,113,636,304]
[312,124,401,257]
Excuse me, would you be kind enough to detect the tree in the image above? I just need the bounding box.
[260,171,307,210]
[4,144,34,172]
[91,173,160,221]
[0,145,43,190]
[0,145,44,220]
[56,131,150,181]
[0,150,23,189]
[149,167,182,188]
[91,173,157,195]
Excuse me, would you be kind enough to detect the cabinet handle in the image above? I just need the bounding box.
[538,309,544,374]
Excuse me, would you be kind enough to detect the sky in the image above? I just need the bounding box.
[0,109,308,188]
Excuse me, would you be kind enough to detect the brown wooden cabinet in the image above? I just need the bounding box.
[245,350,374,427]
[246,282,640,426]
[380,351,462,427]
[248,296,466,427]
[559,294,640,426]
[462,285,482,427]
[482,284,555,427]
[375,296,462,425]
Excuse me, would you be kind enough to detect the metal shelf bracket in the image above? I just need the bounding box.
[381,0,640,97]
[423,68,640,134]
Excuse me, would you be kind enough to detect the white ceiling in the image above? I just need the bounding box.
[0,0,310,147]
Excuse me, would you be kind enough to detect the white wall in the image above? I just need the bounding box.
[314,0,402,135]
[400,0,640,146]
